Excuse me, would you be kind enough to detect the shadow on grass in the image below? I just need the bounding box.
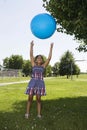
[0,97,87,130]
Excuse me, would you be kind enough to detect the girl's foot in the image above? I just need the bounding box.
[37,115,41,118]
[25,113,29,119]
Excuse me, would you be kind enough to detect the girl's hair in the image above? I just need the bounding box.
[34,55,44,65]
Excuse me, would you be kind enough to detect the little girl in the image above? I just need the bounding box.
[25,40,53,119]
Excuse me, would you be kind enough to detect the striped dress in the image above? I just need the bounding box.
[25,66,46,96]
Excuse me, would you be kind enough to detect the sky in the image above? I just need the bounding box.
[0,0,87,72]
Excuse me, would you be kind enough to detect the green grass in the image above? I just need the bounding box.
[0,76,87,130]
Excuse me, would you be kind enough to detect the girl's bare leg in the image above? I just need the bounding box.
[36,95,41,117]
[25,95,33,118]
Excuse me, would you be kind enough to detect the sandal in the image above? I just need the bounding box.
[25,113,29,119]
[37,115,41,118]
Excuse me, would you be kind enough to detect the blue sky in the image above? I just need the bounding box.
[0,0,87,72]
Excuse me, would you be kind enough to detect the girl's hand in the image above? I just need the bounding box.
[30,40,34,46]
[50,43,54,48]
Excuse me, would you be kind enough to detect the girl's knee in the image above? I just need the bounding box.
[28,95,33,102]
[36,95,41,103]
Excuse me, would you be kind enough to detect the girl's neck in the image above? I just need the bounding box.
[35,63,42,66]
[37,64,41,66]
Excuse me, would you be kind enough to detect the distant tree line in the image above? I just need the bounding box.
[3,51,80,78]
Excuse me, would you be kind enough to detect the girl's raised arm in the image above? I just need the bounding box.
[43,43,54,68]
[30,40,34,66]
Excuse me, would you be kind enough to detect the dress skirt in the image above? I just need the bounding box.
[25,78,46,96]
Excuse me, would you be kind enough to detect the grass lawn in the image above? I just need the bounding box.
[0,75,87,130]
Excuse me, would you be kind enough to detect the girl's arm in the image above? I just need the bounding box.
[30,40,34,66]
[43,43,54,68]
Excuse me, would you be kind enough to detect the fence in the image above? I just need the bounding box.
[0,69,22,77]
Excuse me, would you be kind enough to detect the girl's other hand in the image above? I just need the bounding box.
[50,43,54,48]
[31,40,34,46]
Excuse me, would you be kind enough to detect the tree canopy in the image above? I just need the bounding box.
[52,62,60,76]
[43,0,87,52]
[22,60,32,76]
[3,55,23,69]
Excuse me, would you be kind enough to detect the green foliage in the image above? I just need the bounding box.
[59,50,80,78]
[3,55,24,69]
[43,0,87,52]
[76,43,87,52]
[22,60,32,76]
[41,55,52,77]
[52,62,60,76]
[3,57,9,68]
[73,64,80,75]
[45,65,52,77]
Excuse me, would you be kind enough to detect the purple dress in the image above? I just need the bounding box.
[25,66,46,96]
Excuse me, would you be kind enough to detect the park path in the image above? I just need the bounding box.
[0,77,53,86]
[0,80,29,86]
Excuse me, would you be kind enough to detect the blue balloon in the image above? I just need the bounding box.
[30,13,56,39]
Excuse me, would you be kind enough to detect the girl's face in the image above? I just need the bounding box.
[36,55,43,65]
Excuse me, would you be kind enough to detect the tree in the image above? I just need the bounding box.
[3,55,24,69]
[45,65,52,77]
[59,50,80,78]
[52,62,59,76]
[43,0,87,52]
[3,57,9,68]
[22,60,32,76]
[73,64,80,76]
[40,55,52,77]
